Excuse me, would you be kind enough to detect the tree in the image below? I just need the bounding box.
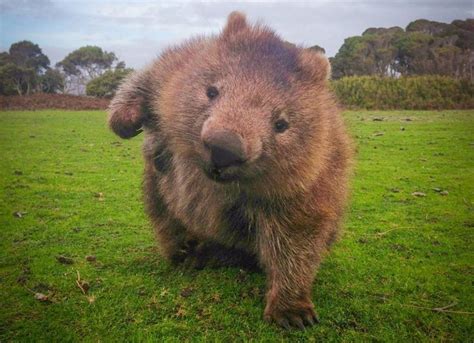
[330,36,373,79]
[56,46,122,94]
[406,19,450,36]
[0,53,15,95]
[9,40,50,73]
[86,68,133,97]
[393,31,434,75]
[396,19,473,78]
[39,69,65,93]
[0,62,26,95]
[309,45,326,54]
[0,52,11,65]
[331,27,403,79]
[331,19,473,80]
[0,58,37,96]
[0,41,50,95]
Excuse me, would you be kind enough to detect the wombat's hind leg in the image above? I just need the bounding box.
[182,241,260,271]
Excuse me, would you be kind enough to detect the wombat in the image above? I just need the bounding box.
[108,12,352,329]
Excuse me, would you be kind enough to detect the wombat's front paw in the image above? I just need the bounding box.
[181,253,208,270]
[170,241,216,270]
[169,248,189,265]
[169,240,203,268]
[264,301,319,330]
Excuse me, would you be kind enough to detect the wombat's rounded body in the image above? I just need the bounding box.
[108,12,352,329]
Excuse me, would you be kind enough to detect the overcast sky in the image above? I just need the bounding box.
[1,0,472,68]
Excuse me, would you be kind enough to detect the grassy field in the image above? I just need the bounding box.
[0,110,473,341]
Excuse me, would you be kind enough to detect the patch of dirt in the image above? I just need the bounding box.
[0,94,110,110]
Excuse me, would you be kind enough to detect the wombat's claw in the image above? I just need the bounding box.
[265,307,319,330]
[276,318,291,330]
[304,311,319,326]
[289,315,305,330]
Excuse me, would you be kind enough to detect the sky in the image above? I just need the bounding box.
[1,0,472,69]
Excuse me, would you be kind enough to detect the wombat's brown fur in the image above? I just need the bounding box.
[108,12,352,329]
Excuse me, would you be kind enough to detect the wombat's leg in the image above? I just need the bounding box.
[257,219,333,329]
[152,217,196,264]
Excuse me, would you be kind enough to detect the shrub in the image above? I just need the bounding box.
[330,76,474,110]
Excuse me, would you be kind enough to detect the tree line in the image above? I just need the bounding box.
[0,43,132,97]
[0,18,472,97]
[327,19,473,80]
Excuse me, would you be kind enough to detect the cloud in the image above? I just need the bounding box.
[1,0,472,68]
[0,0,58,17]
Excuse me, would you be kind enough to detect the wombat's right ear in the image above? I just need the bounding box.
[297,49,331,83]
[108,69,152,139]
[223,11,248,37]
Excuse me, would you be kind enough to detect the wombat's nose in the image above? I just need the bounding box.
[204,130,247,169]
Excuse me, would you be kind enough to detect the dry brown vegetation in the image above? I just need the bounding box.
[0,94,109,111]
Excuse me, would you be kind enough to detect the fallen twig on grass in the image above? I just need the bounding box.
[24,286,52,303]
[373,228,399,237]
[433,302,458,311]
[76,270,88,295]
[402,302,473,315]
[76,270,95,303]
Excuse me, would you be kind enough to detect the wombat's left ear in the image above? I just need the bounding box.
[108,69,152,139]
[296,49,331,83]
[223,11,248,38]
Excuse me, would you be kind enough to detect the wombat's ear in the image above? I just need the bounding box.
[296,49,331,83]
[223,11,248,37]
[108,69,152,139]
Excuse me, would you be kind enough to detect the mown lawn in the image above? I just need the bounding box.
[0,110,473,341]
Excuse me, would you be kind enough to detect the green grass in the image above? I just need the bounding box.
[1,110,473,341]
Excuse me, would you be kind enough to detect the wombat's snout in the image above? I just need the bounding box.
[203,130,247,169]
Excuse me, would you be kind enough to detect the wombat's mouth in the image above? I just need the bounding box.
[203,166,242,183]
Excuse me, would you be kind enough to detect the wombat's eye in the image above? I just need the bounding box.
[274,119,289,133]
[206,86,219,100]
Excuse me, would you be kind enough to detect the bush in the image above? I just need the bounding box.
[331,76,474,110]
[86,68,132,98]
